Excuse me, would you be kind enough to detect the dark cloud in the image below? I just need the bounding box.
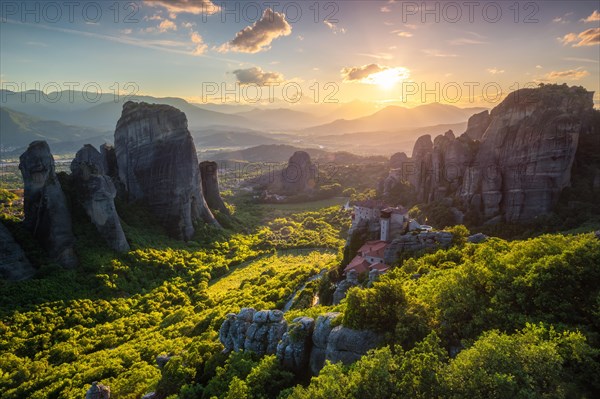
[219,9,292,53]
[232,67,284,86]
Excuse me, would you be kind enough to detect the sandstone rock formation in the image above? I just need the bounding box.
[332,270,360,305]
[114,101,217,240]
[277,316,315,374]
[281,151,317,194]
[220,309,382,375]
[86,381,110,399]
[219,308,287,356]
[71,145,129,253]
[19,141,77,268]
[0,222,36,280]
[384,85,596,224]
[463,85,592,222]
[199,161,229,215]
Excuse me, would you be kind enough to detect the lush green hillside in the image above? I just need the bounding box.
[1,179,599,398]
[0,190,348,398]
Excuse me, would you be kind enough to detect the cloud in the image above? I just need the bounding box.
[487,67,505,74]
[544,68,590,81]
[448,38,486,45]
[232,67,284,86]
[357,52,393,60]
[581,10,600,22]
[563,57,599,64]
[158,19,177,32]
[324,20,347,34]
[380,6,391,12]
[536,65,543,69]
[26,41,48,47]
[181,21,196,29]
[190,31,207,55]
[422,49,457,57]
[391,30,413,37]
[218,8,291,53]
[144,0,220,18]
[559,28,600,47]
[553,12,572,24]
[342,64,386,81]
[341,64,410,85]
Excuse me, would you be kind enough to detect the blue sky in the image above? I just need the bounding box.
[1,0,599,108]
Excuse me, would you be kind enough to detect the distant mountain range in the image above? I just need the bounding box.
[302,103,487,135]
[1,90,487,156]
[0,106,110,150]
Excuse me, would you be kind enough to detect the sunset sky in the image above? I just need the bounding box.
[1,0,599,108]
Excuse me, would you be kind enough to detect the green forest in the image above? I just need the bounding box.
[1,173,600,398]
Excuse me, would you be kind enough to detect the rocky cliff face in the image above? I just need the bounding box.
[277,316,315,374]
[385,85,596,223]
[199,161,229,215]
[71,145,130,253]
[114,102,217,240]
[19,141,77,268]
[0,222,36,280]
[463,110,491,140]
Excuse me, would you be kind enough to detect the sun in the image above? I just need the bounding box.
[367,67,410,90]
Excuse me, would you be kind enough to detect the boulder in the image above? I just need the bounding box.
[467,232,489,244]
[0,222,36,280]
[114,101,217,240]
[199,161,230,215]
[85,381,110,399]
[71,145,129,253]
[156,354,172,369]
[19,141,77,268]
[332,270,359,305]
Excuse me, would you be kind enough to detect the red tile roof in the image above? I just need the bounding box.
[358,240,388,258]
[344,255,371,274]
